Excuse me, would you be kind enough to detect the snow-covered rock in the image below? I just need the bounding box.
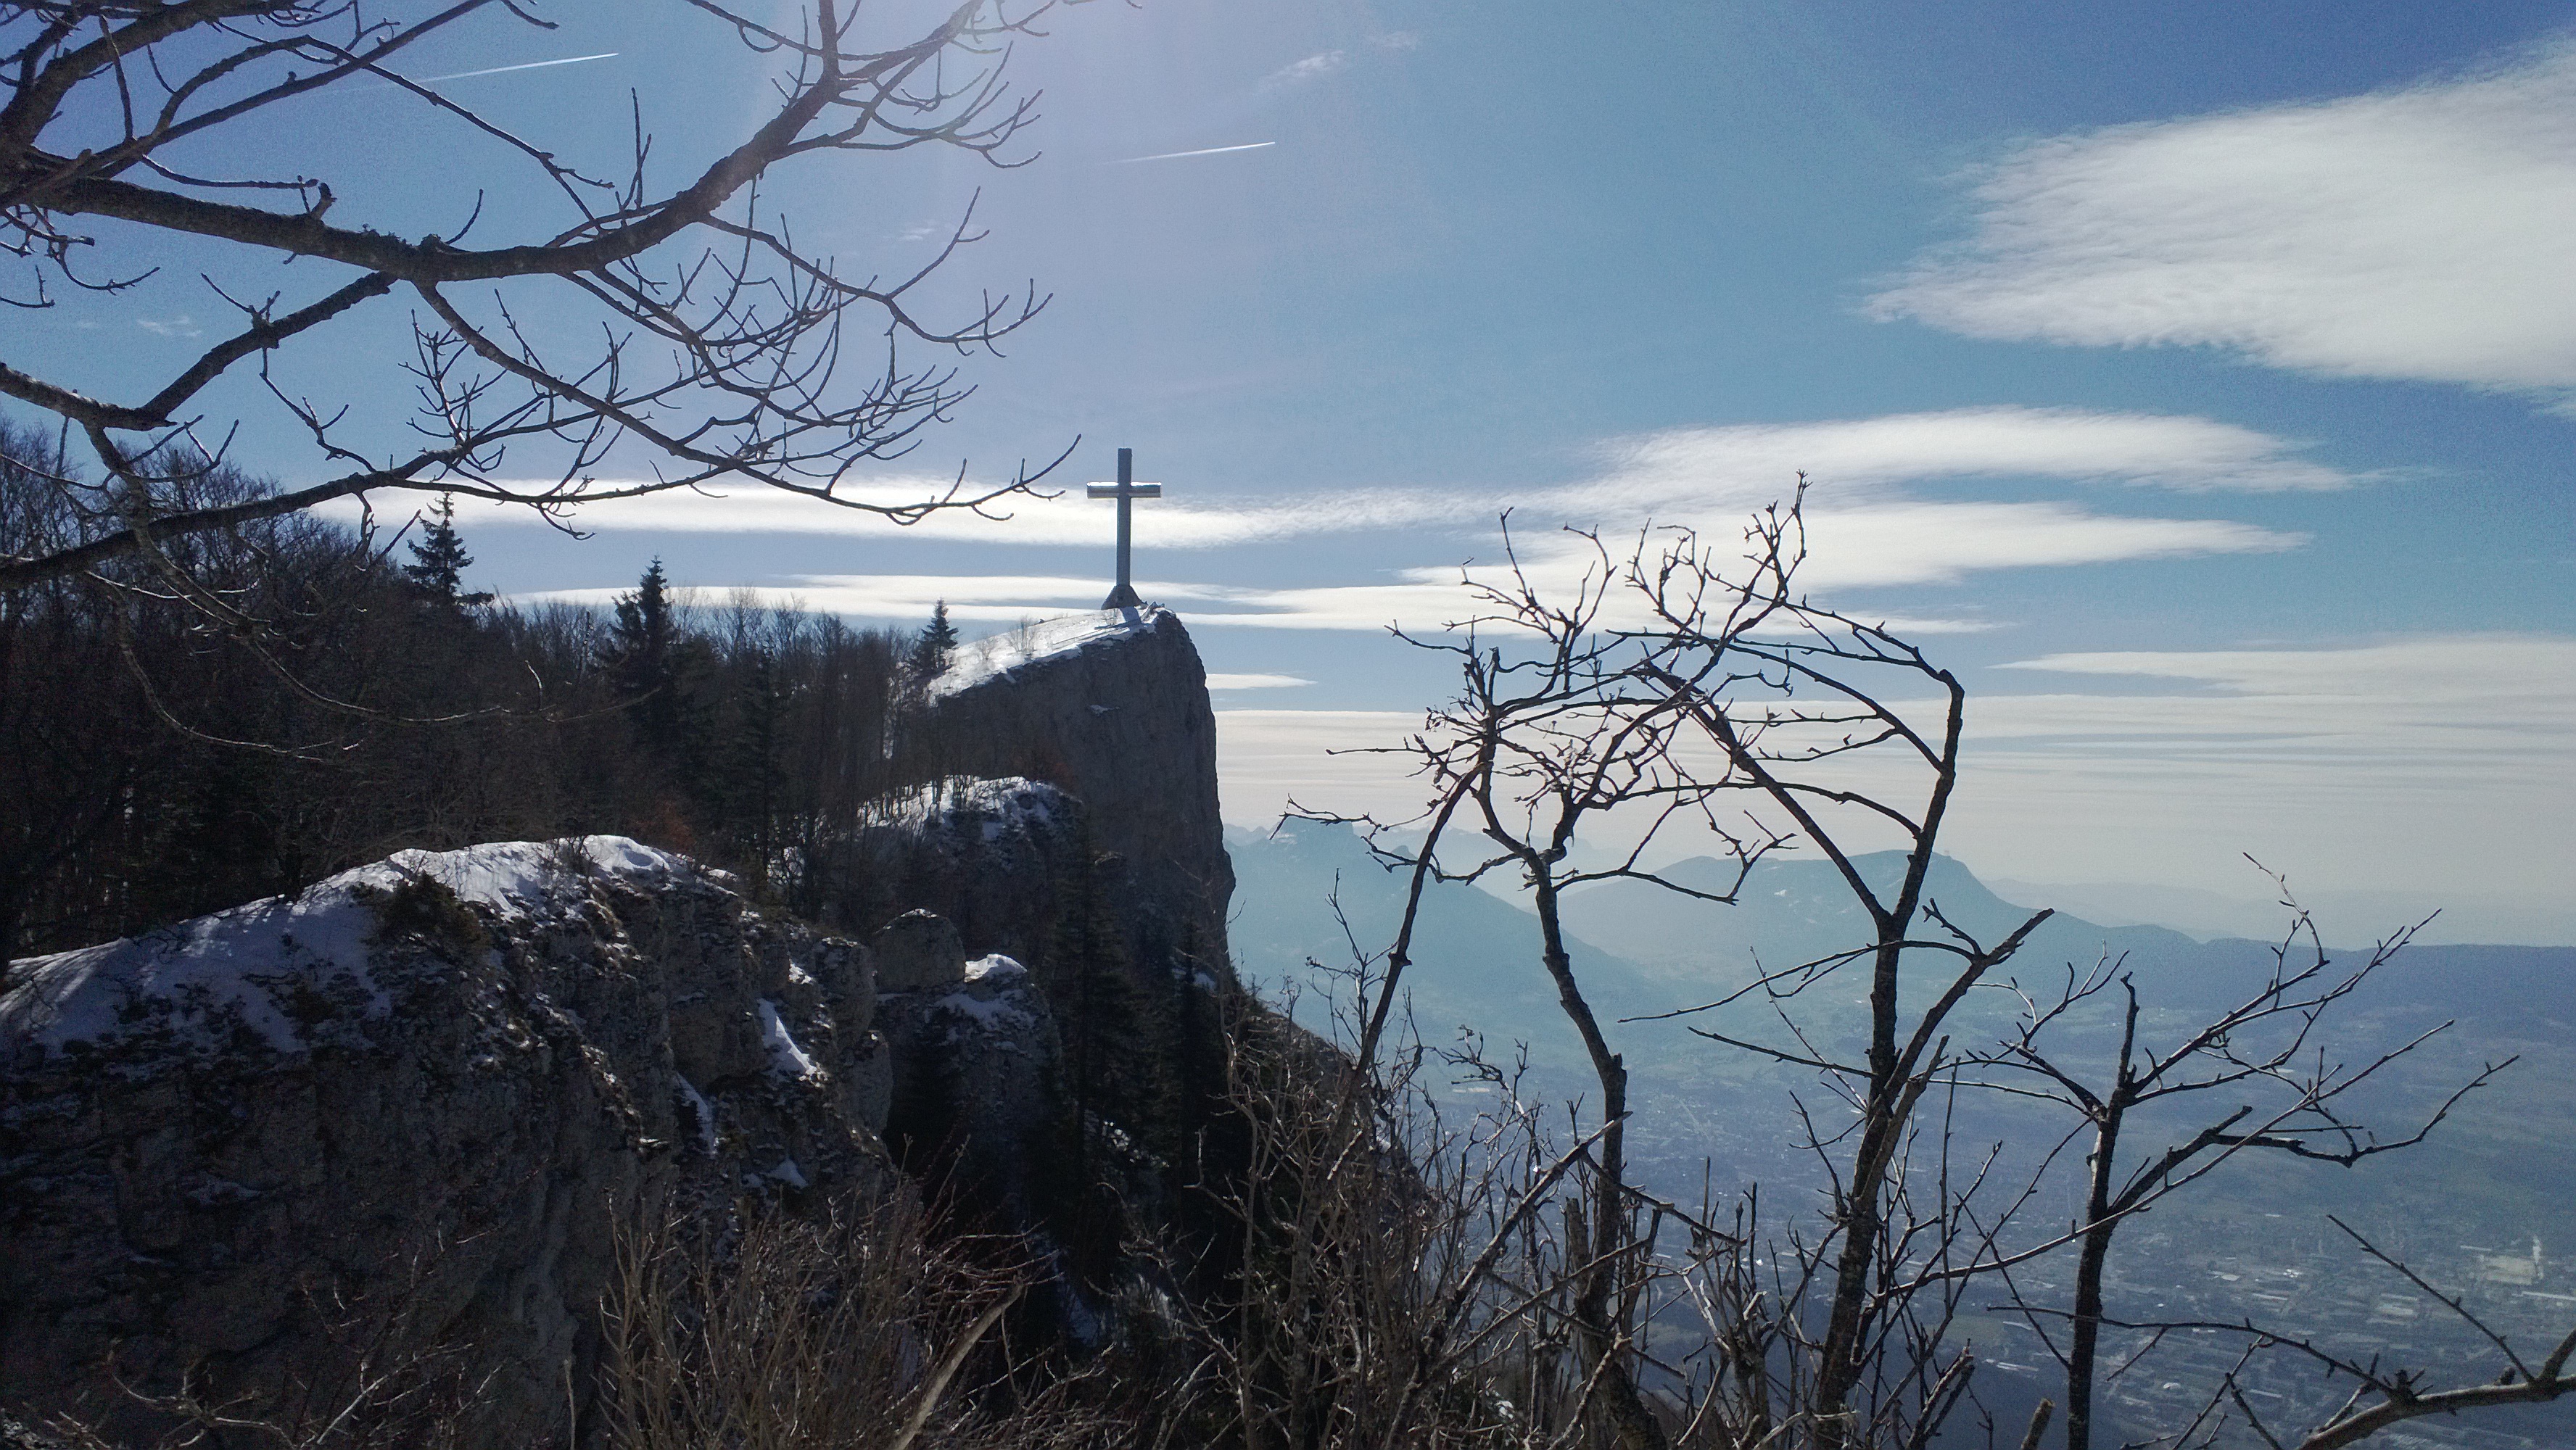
[1,837,684,1061]
[924,608,1160,703]
[0,836,886,1446]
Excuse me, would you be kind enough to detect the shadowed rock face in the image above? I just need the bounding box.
[917,608,1235,981]
[0,838,888,1446]
[0,608,1266,1441]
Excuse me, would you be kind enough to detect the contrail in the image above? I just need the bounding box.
[1115,141,1276,164]
[417,52,619,84]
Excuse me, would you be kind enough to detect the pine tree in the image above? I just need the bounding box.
[400,494,492,609]
[909,600,959,678]
[606,558,706,766]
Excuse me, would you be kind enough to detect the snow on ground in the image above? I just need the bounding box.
[924,607,1164,702]
[0,836,694,1058]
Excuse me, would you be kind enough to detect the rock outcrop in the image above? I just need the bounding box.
[847,780,1083,974]
[872,929,1070,1235]
[918,608,1234,980]
[0,605,1266,1442]
[0,837,888,1443]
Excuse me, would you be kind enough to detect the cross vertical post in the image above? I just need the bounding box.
[1086,446,1163,609]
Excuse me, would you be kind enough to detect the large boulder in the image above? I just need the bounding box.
[0,837,886,1445]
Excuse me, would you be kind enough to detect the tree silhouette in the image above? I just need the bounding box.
[911,601,962,679]
[399,497,492,611]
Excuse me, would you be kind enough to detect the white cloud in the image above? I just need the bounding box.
[1588,407,2356,496]
[1947,634,2576,924]
[513,573,1104,625]
[1213,634,2576,940]
[1206,673,1314,690]
[1261,51,1347,91]
[463,405,2324,632]
[344,477,1444,549]
[1215,709,1425,824]
[1870,44,2576,405]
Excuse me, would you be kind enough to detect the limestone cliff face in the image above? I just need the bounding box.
[917,608,1234,978]
[0,838,888,1443]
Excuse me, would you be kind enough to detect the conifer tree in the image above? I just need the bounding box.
[909,600,959,679]
[604,556,719,852]
[608,560,682,747]
[400,495,492,610]
[723,646,785,890]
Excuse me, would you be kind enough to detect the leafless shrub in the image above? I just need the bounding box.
[597,1192,1110,1450]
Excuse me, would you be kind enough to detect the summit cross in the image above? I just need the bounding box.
[1086,447,1162,609]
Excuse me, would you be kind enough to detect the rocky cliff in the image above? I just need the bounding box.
[0,606,1252,1443]
[917,606,1235,979]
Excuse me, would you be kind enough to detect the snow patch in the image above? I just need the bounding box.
[884,776,1070,843]
[756,998,824,1082]
[925,608,1165,701]
[767,1157,809,1190]
[965,955,1030,988]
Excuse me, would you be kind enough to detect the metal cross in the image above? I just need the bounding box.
[1086,446,1162,609]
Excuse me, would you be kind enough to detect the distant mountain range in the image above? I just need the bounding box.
[1224,819,2575,1256]
[1227,822,2574,1061]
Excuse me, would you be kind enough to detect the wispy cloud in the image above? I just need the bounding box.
[1212,708,1425,824]
[1213,634,2576,936]
[136,315,200,338]
[1870,44,2576,407]
[1589,407,2358,496]
[1207,673,1314,690]
[1951,634,2576,921]
[418,405,2329,631]
[1367,32,1421,52]
[1261,51,1347,91]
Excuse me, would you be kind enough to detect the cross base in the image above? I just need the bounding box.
[1100,582,1144,609]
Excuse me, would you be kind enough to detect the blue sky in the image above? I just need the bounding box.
[20,1,2575,940]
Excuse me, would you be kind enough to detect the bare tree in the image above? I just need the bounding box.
[0,0,1072,613]
[1978,890,2514,1450]
[1313,497,2057,1448]
[1317,491,2571,1450]
[1303,523,1769,1450]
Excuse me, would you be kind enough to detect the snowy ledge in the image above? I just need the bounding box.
[0,835,695,1058]
[923,607,1167,702]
